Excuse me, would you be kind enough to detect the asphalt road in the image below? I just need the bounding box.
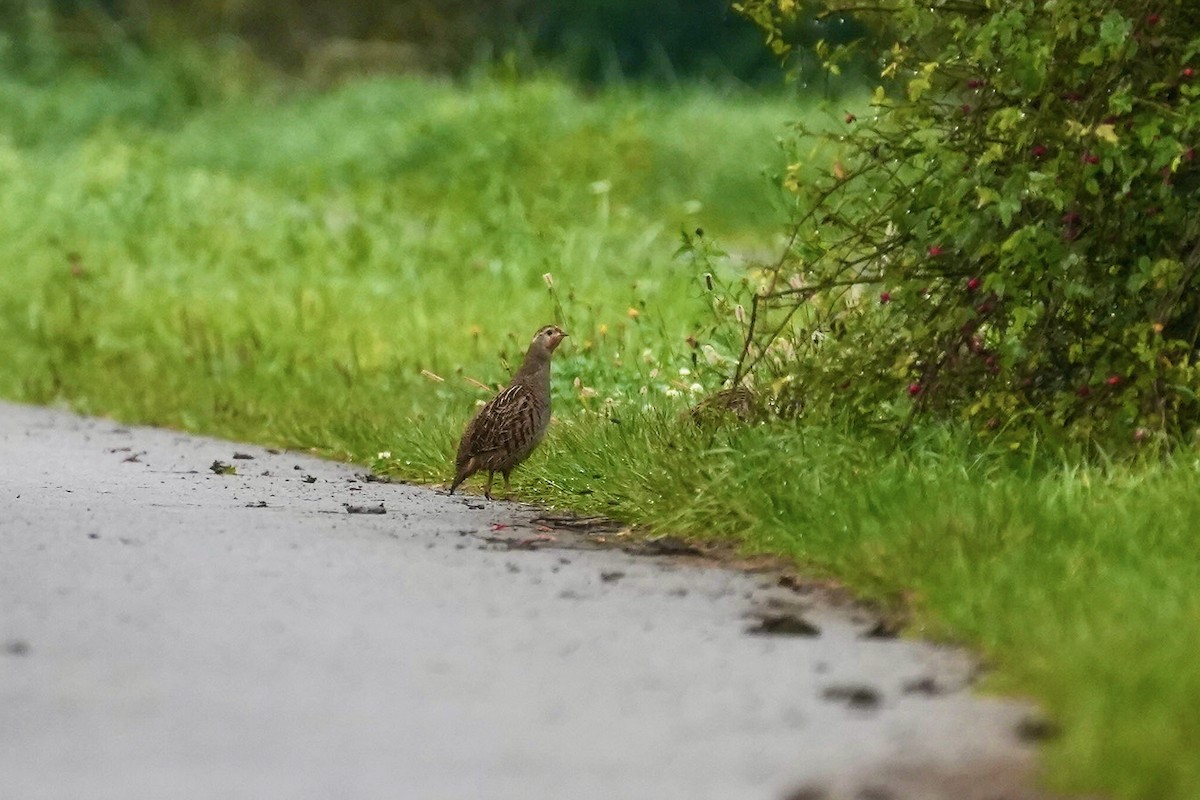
[0,401,1044,800]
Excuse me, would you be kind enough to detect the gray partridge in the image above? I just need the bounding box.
[449,324,567,499]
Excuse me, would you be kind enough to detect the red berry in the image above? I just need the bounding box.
[966,78,985,89]
[1030,144,1048,158]
[1107,375,1121,386]
[966,277,981,292]
[1077,386,1091,398]
[845,112,857,123]
[1082,152,1100,165]
[879,291,892,305]
[908,383,922,397]
[1184,68,1195,79]
[1147,13,1161,25]
[927,245,944,257]
[961,104,972,115]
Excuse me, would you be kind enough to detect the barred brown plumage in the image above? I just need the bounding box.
[449,325,567,499]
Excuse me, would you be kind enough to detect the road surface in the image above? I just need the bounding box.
[0,401,1045,799]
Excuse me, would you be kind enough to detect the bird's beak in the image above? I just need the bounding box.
[550,331,568,351]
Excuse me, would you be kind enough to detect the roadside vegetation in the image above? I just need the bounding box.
[1,3,1199,798]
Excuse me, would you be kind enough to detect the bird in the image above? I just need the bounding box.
[449,324,567,499]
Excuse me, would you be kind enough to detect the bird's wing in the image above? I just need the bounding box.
[458,384,536,461]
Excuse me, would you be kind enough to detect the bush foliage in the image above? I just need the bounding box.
[732,0,1200,447]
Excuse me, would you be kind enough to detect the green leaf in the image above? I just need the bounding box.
[1098,12,1130,49]
[1078,45,1105,66]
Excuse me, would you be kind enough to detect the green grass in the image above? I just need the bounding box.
[2,67,1199,800]
[0,70,791,427]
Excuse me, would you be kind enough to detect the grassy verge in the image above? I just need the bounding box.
[2,68,1199,800]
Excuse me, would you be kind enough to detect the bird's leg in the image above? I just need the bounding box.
[484,471,495,500]
[502,470,512,500]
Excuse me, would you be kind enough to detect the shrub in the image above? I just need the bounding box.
[730,0,1200,447]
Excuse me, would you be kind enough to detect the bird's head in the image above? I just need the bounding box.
[532,324,568,353]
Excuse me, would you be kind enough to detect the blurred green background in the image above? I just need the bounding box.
[2,0,868,85]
